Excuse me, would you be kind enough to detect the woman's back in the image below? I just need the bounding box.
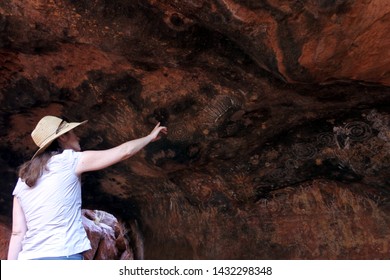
[13,150,91,259]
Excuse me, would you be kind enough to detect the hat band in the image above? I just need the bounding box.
[36,121,70,147]
[55,119,66,134]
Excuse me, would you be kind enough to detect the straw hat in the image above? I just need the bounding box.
[31,116,87,159]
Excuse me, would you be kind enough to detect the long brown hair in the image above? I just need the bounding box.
[19,141,63,187]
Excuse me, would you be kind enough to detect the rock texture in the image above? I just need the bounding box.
[0,0,389,259]
[148,0,390,85]
[82,209,137,260]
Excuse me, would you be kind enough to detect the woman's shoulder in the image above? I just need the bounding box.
[54,149,80,158]
[51,149,81,166]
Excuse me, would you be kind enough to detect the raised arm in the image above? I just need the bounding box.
[8,196,27,260]
[75,122,167,175]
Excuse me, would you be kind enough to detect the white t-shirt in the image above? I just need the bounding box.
[13,149,91,259]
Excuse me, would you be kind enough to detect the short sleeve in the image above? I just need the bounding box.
[12,178,26,197]
[57,149,81,173]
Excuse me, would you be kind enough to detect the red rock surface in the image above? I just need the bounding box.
[0,0,389,259]
[0,223,11,260]
[82,209,134,260]
[147,0,390,85]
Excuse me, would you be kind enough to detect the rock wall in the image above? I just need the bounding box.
[0,0,389,259]
[147,0,390,85]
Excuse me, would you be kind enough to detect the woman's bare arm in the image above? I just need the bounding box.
[7,196,27,260]
[76,122,167,175]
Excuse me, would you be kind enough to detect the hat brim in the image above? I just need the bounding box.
[31,120,88,159]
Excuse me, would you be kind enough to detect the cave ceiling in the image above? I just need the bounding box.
[0,0,390,259]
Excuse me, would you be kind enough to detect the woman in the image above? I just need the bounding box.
[7,115,167,260]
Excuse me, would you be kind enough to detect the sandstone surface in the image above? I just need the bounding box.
[0,0,389,259]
